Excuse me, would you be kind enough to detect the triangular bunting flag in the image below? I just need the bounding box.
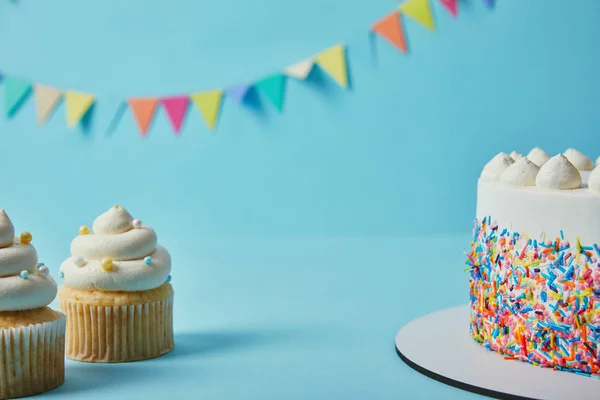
[372,11,408,53]
[190,90,223,131]
[34,84,62,125]
[314,44,348,88]
[65,91,95,127]
[161,96,189,134]
[399,0,435,31]
[225,85,252,103]
[439,0,458,17]
[128,98,158,136]
[255,74,286,112]
[4,76,32,118]
[284,59,314,79]
[482,0,494,8]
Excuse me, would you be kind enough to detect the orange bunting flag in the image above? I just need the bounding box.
[372,11,408,53]
[128,98,159,136]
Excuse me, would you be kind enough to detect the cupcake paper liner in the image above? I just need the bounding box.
[0,314,66,399]
[59,295,174,362]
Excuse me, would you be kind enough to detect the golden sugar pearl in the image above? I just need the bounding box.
[101,257,113,271]
[114,204,121,209]
[79,225,90,235]
[20,232,32,245]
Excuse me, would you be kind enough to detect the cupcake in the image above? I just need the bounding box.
[58,205,173,362]
[0,210,65,398]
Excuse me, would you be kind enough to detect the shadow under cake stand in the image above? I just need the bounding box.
[395,305,599,400]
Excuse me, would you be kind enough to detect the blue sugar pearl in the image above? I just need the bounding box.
[166,275,172,283]
[144,256,152,265]
[19,270,29,279]
[58,271,64,279]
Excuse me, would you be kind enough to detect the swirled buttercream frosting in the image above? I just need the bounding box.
[589,165,600,193]
[563,148,593,171]
[499,157,540,187]
[480,152,514,182]
[0,210,57,311]
[60,205,171,292]
[509,151,523,162]
[527,147,551,167]
[535,154,582,190]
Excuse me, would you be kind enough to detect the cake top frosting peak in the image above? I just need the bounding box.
[0,210,15,249]
[500,157,540,187]
[563,148,593,171]
[92,204,134,235]
[62,205,172,292]
[480,152,514,182]
[0,210,57,311]
[535,154,582,190]
[589,165,600,193]
[527,147,551,167]
[510,151,524,161]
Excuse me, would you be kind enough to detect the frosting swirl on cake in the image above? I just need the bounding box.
[526,147,551,167]
[509,151,523,161]
[480,152,514,181]
[535,154,582,190]
[0,210,57,311]
[60,205,171,292]
[563,148,593,171]
[499,157,540,186]
[589,165,600,193]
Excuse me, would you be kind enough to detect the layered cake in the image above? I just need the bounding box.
[467,147,600,376]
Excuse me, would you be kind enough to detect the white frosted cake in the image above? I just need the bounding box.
[467,147,600,376]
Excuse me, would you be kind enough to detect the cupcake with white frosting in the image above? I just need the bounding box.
[58,205,173,362]
[0,210,65,398]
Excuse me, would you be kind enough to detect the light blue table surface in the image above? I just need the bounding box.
[42,234,480,399]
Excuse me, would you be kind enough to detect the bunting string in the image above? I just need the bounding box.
[1,0,494,136]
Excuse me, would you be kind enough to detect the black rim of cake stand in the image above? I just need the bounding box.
[395,343,540,400]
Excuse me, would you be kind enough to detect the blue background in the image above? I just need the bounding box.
[0,0,599,398]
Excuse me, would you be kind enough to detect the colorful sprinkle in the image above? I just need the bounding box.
[101,257,113,272]
[19,232,32,245]
[19,270,28,279]
[467,218,600,377]
[58,271,64,279]
[166,275,171,283]
[79,225,90,235]
[144,256,152,265]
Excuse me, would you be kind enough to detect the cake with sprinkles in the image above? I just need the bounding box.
[467,147,600,377]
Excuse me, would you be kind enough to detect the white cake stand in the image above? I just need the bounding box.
[395,305,600,400]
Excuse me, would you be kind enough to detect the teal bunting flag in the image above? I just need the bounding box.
[255,74,286,112]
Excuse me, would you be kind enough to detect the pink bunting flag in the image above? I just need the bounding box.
[439,0,458,17]
[161,96,189,134]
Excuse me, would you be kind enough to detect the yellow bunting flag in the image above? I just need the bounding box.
[399,0,435,31]
[65,91,95,127]
[314,44,348,88]
[190,90,223,131]
[34,84,62,125]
